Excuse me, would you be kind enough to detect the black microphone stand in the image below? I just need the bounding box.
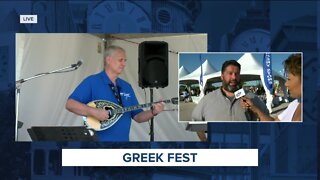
[150,88,154,142]
[15,63,80,141]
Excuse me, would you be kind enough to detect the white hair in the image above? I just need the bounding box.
[104,45,125,59]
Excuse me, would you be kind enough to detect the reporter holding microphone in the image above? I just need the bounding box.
[240,54,302,122]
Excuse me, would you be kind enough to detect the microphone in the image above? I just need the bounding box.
[234,87,245,99]
[71,60,83,69]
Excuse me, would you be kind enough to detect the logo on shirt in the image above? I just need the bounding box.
[120,92,131,100]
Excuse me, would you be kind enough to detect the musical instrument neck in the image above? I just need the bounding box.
[113,99,172,114]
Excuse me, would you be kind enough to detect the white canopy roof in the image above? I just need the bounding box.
[178,66,190,78]
[204,53,285,83]
[179,59,217,81]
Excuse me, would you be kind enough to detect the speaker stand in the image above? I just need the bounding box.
[149,88,154,142]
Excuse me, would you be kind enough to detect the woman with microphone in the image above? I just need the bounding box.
[240,53,302,122]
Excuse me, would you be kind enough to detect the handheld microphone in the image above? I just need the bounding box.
[234,87,246,99]
[71,60,83,68]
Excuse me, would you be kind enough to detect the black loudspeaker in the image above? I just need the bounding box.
[139,41,168,88]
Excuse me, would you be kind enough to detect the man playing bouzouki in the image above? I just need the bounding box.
[66,46,165,141]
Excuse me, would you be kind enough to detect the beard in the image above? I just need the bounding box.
[222,80,240,93]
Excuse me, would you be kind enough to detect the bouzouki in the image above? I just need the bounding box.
[83,97,178,131]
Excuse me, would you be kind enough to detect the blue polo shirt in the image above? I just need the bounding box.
[68,71,143,141]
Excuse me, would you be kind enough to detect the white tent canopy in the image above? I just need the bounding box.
[179,59,217,81]
[179,59,218,102]
[178,66,190,78]
[205,53,285,82]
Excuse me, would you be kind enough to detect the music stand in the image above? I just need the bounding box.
[27,126,98,141]
[185,122,208,132]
